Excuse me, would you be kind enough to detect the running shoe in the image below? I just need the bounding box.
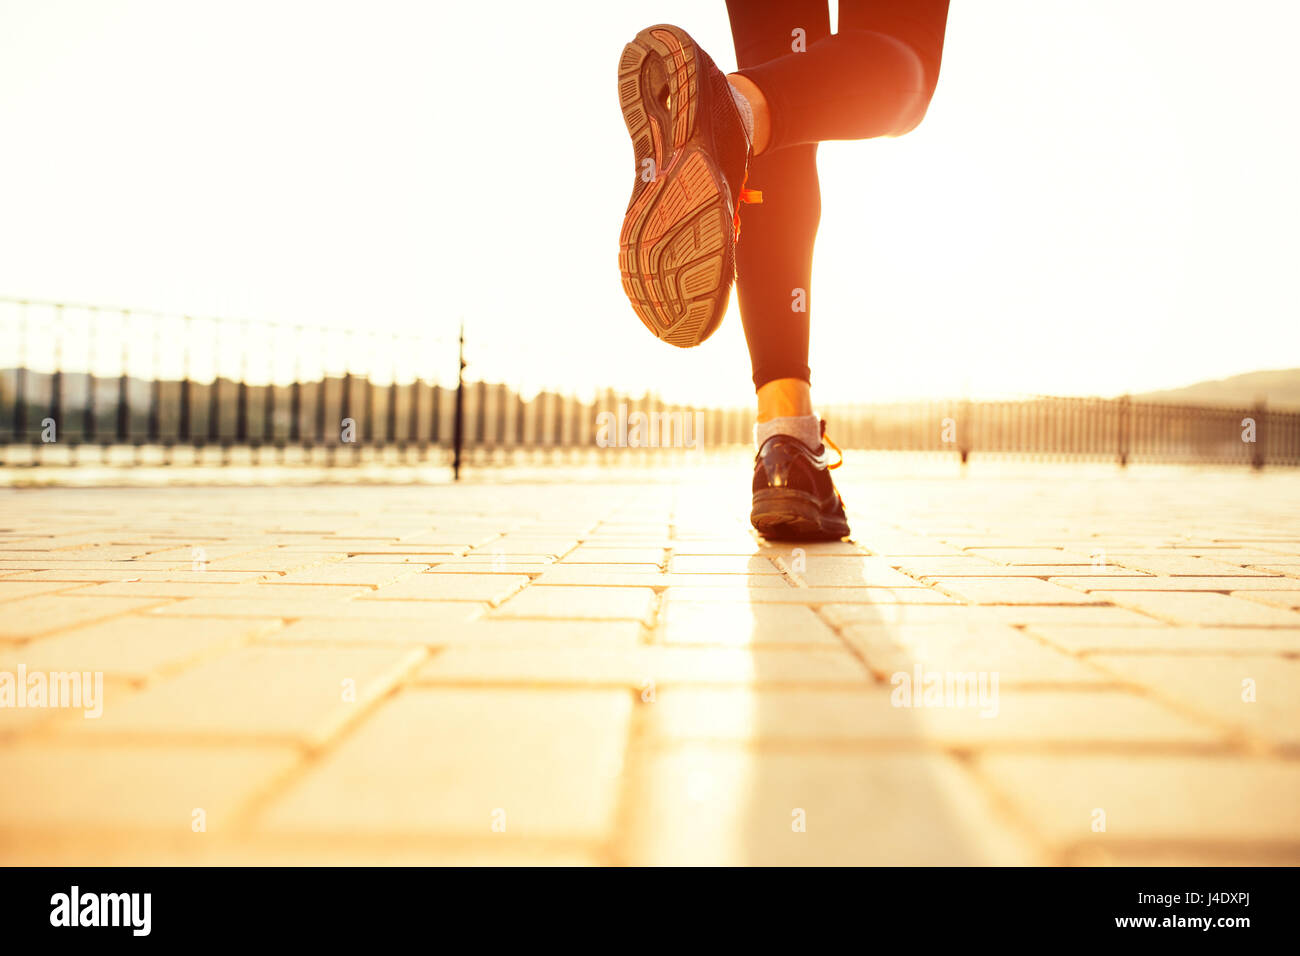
[617,23,759,347]
[750,423,851,541]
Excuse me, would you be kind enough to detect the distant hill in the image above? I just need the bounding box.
[1133,369,1300,409]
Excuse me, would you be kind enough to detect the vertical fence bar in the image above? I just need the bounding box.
[13,302,28,443]
[314,330,327,450]
[452,323,465,480]
[363,333,376,445]
[340,331,353,452]
[431,384,442,446]
[409,372,422,450]
[179,316,192,447]
[148,315,161,447]
[236,320,249,450]
[387,334,400,451]
[1117,395,1130,466]
[572,392,586,456]
[116,310,130,447]
[1252,401,1267,469]
[262,326,276,453]
[476,380,487,450]
[290,326,303,447]
[497,383,509,451]
[48,305,63,453]
[84,307,98,446]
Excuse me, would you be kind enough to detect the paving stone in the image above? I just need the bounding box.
[61,645,424,746]
[24,545,167,561]
[852,535,965,557]
[475,536,579,557]
[838,622,1107,684]
[919,564,1149,578]
[204,552,346,574]
[0,560,189,571]
[663,585,956,605]
[340,554,439,566]
[363,573,530,604]
[0,581,92,602]
[1025,624,1300,655]
[1233,590,1300,610]
[272,617,643,648]
[271,564,423,587]
[926,577,1106,605]
[427,553,554,566]
[491,586,656,621]
[8,568,271,583]
[533,566,795,588]
[0,595,166,641]
[625,747,1036,865]
[0,837,602,866]
[426,561,551,574]
[965,548,1094,564]
[1087,590,1300,627]
[344,544,470,556]
[822,603,1162,628]
[888,556,1005,575]
[1245,564,1300,577]
[642,685,1210,748]
[0,700,64,737]
[144,544,274,562]
[416,645,867,686]
[667,554,783,574]
[258,688,630,840]
[668,540,860,556]
[770,555,922,588]
[461,551,561,563]
[71,582,372,600]
[149,597,486,622]
[1053,576,1292,592]
[561,547,666,564]
[1108,554,1283,576]
[1087,654,1300,749]
[1179,548,1300,563]
[0,615,282,681]
[0,744,298,835]
[976,754,1300,848]
[659,602,842,647]
[531,566,664,586]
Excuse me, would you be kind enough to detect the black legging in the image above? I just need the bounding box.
[726,0,950,389]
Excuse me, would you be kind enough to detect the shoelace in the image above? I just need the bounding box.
[733,172,763,241]
[820,420,843,469]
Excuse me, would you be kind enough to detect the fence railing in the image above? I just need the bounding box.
[2,297,1297,470]
[820,395,1298,467]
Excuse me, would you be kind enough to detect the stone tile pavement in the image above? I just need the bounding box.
[0,462,1297,865]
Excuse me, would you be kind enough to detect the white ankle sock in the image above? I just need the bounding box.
[727,81,754,149]
[755,414,821,452]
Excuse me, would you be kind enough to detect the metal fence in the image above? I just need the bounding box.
[819,395,1300,467]
[2,297,1297,471]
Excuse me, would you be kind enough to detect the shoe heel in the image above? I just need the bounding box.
[632,24,698,152]
[617,39,656,175]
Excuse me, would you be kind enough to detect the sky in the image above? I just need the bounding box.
[1,0,1297,406]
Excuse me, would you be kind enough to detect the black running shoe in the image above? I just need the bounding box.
[617,23,759,348]
[750,425,851,541]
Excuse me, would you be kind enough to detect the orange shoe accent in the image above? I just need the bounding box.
[822,430,844,469]
[732,175,763,241]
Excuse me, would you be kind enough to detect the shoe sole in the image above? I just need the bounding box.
[618,24,733,348]
[751,488,852,542]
